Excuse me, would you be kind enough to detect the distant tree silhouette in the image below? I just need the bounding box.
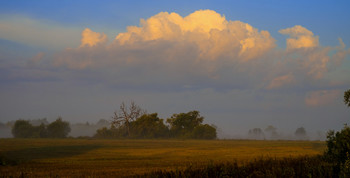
[47,117,71,138]
[112,101,146,137]
[167,111,216,139]
[12,120,37,138]
[295,127,307,139]
[167,110,204,138]
[265,125,278,139]
[248,128,265,140]
[130,113,169,139]
[95,126,118,138]
[12,119,51,138]
[192,124,217,139]
[95,109,216,139]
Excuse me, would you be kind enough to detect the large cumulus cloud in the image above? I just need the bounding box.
[115,10,275,61]
[21,10,350,106]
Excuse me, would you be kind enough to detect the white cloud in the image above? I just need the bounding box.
[80,28,107,47]
[279,25,319,49]
[0,10,336,94]
[115,10,276,61]
[277,26,348,80]
[46,10,350,93]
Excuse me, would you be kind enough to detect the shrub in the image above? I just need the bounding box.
[192,124,217,139]
[47,117,71,138]
[12,120,40,138]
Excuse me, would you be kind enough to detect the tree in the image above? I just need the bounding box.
[325,125,350,175]
[112,101,146,137]
[248,128,265,140]
[94,126,116,138]
[47,117,71,138]
[324,90,350,175]
[166,110,204,138]
[192,124,217,139]
[265,125,278,139]
[295,127,307,139]
[12,120,37,138]
[12,120,47,138]
[130,113,169,139]
[344,89,350,107]
[326,125,350,163]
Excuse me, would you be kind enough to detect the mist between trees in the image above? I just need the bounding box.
[4,86,350,139]
[1,102,216,139]
[0,101,324,140]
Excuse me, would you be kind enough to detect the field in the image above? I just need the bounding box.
[0,139,326,177]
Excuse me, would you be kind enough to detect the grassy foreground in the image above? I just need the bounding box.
[0,139,325,177]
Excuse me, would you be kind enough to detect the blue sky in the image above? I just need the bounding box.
[0,0,349,138]
[1,0,349,48]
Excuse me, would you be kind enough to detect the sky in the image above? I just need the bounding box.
[0,0,349,138]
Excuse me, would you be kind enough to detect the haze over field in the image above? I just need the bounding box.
[0,1,349,138]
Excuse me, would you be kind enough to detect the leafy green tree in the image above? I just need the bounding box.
[167,110,204,138]
[192,124,217,139]
[130,113,169,139]
[325,125,350,175]
[324,90,350,176]
[326,125,350,163]
[12,120,38,138]
[47,117,71,138]
[344,89,350,107]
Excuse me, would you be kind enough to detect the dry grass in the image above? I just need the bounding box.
[0,139,325,177]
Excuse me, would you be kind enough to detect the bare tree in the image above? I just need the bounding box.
[112,101,146,136]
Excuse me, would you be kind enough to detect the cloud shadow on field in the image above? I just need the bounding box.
[0,144,101,166]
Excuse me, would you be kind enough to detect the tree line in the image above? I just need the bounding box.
[94,102,217,139]
[247,126,309,140]
[11,102,217,139]
[12,117,70,138]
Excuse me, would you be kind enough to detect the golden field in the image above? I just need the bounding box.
[0,139,325,177]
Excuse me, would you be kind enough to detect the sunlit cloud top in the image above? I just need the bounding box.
[115,10,275,61]
[279,25,319,49]
[51,10,348,92]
